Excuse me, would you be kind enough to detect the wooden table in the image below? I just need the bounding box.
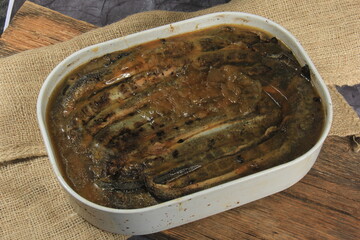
[1,2,359,239]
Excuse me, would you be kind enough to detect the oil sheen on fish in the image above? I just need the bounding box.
[47,25,324,209]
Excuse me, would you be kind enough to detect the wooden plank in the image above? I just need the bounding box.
[149,136,360,240]
[0,1,96,57]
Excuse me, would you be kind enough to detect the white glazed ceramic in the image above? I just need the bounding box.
[37,12,333,235]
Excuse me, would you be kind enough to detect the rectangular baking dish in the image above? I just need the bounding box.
[37,12,332,235]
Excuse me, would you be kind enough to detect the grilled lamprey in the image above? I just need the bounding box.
[47,25,324,209]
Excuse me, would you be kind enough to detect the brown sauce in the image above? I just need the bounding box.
[47,25,324,209]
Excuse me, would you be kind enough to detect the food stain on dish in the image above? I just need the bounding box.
[47,24,324,209]
[91,47,99,53]
[235,17,249,23]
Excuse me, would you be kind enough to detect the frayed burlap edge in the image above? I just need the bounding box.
[328,85,360,136]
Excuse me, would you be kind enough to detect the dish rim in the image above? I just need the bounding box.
[37,11,333,213]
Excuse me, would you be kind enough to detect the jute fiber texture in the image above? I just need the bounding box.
[0,0,359,239]
[0,157,128,239]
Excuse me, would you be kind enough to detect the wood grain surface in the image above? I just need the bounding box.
[1,2,359,239]
[0,1,95,57]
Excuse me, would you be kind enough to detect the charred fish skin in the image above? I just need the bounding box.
[47,25,324,208]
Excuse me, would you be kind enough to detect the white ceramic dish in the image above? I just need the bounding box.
[37,12,332,235]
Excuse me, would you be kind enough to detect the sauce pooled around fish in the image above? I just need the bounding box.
[47,25,324,209]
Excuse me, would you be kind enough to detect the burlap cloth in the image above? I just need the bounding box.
[1,0,359,239]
